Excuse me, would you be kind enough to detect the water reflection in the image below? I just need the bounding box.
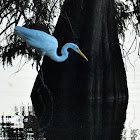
[0,106,43,139]
[0,98,140,139]
[31,89,129,140]
[89,99,128,140]
[45,99,128,140]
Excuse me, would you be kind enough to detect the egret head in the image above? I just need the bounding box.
[71,43,88,61]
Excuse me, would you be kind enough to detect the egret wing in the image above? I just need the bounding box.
[15,26,58,52]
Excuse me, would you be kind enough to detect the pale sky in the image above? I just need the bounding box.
[0,57,37,115]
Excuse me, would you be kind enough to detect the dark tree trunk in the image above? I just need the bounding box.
[31,0,128,136]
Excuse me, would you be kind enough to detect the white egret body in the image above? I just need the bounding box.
[15,26,88,62]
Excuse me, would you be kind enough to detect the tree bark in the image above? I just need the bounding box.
[31,0,128,133]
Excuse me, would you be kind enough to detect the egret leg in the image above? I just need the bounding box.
[36,61,53,130]
[39,66,52,97]
[36,60,53,99]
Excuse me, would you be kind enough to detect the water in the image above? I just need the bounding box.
[122,57,140,139]
[0,56,140,139]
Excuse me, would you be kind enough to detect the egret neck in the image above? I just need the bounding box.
[48,43,75,62]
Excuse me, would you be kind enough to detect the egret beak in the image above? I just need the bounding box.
[77,48,88,61]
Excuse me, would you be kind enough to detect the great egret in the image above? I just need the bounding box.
[15,26,88,62]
